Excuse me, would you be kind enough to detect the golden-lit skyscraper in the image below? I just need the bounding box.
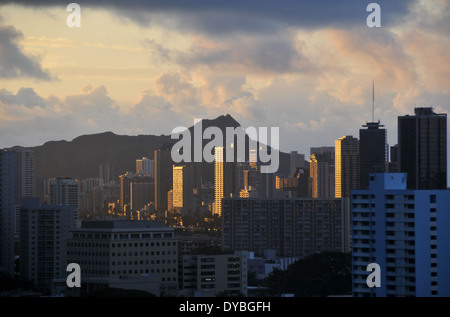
[310,152,334,199]
[335,135,359,198]
[214,147,225,216]
[172,165,194,213]
[213,147,236,216]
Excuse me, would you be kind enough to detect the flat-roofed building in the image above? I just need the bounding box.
[67,220,178,296]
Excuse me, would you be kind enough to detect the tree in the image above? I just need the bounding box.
[263,252,352,297]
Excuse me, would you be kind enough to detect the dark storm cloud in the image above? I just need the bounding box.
[0,24,52,80]
[0,0,414,34]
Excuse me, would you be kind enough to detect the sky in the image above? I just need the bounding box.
[0,0,449,163]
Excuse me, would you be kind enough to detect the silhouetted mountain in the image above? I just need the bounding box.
[31,131,171,180]
[27,114,289,183]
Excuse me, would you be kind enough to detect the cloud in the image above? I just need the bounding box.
[0,23,52,80]
[1,1,413,34]
[0,87,47,108]
[143,31,315,77]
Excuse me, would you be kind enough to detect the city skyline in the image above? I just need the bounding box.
[0,1,449,164]
[1,0,450,300]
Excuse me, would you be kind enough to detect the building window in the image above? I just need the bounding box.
[430,195,436,204]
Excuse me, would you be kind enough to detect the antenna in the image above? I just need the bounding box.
[372,80,375,122]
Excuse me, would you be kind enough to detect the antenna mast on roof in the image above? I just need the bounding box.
[372,80,375,122]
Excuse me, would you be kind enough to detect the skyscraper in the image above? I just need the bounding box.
[130,174,154,214]
[359,121,387,189]
[49,178,79,226]
[398,107,447,189]
[290,151,305,176]
[0,150,16,276]
[119,171,133,213]
[310,151,334,199]
[214,146,236,216]
[172,165,194,214]
[20,198,75,295]
[335,135,359,198]
[154,144,173,213]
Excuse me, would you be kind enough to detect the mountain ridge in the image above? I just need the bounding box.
[22,114,289,182]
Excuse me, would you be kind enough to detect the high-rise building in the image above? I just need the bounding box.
[0,150,16,276]
[388,144,399,173]
[13,148,35,203]
[99,161,115,184]
[10,149,35,251]
[67,220,178,296]
[290,151,305,176]
[310,151,335,199]
[79,178,104,214]
[119,171,133,213]
[214,147,236,216]
[172,165,194,214]
[19,198,75,295]
[222,197,350,257]
[154,144,173,213]
[49,178,80,226]
[352,173,450,297]
[335,135,359,198]
[398,107,447,189]
[136,157,154,177]
[130,174,154,214]
[359,121,387,189]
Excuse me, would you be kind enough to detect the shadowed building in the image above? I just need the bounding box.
[359,121,387,189]
[335,135,359,198]
[398,107,447,189]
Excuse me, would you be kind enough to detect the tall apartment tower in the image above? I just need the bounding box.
[172,165,195,214]
[398,107,447,189]
[359,121,387,189]
[335,135,360,198]
[290,151,305,176]
[352,173,450,297]
[20,198,75,295]
[154,144,173,213]
[214,147,236,216]
[130,174,154,214]
[0,150,16,276]
[49,178,80,226]
[310,151,335,199]
[119,171,134,213]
